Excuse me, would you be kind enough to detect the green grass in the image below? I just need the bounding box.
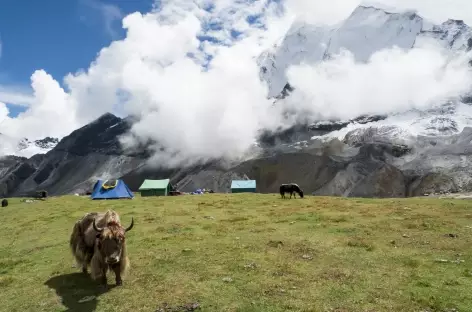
[1,194,472,312]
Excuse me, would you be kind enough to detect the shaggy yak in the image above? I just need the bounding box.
[279,183,304,199]
[70,210,134,286]
[1,199,8,207]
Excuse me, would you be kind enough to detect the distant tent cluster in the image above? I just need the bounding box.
[88,177,258,200]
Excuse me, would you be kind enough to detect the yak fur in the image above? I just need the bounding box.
[70,210,133,286]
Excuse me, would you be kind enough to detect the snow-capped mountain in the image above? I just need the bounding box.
[257,5,472,142]
[16,137,59,157]
[0,133,58,158]
[258,5,472,98]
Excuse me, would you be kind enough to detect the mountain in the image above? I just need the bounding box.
[1,110,471,198]
[258,5,472,98]
[0,113,145,196]
[17,137,59,156]
[257,5,472,141]
[1,5,472,198]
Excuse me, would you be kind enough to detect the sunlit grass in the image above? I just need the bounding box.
[1,194,472,311]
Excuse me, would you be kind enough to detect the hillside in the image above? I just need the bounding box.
[2,112,472,198]
[1,194,471,312]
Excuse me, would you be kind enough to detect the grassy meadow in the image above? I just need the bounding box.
[1,194,472,311]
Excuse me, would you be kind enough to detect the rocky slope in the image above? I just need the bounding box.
[0,111,471,198]
[0,113,146,197]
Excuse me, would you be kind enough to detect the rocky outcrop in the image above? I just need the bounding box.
[0,155,45,197]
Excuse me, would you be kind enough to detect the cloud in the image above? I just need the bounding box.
[66,0,289,166]
[0,85,35,106]
[80,0,123,38]
[1,0,472,165]
[0,70,78,141]
[283,40,472,122]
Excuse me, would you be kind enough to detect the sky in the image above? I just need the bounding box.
[0,0,472,165]
[0,0,153,117]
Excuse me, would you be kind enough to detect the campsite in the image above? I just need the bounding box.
[1,189,472,312]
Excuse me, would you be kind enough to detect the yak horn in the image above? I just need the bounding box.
[92,218,104,233]
[125,217,134,232]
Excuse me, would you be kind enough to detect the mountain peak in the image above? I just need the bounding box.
[94,112,122,124]
[14,136,59,157]
[258,3,427,98]
[355,4,418,16]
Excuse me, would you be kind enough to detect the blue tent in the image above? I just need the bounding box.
[91,179,134,200]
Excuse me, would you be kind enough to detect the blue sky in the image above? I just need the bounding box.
[0,0,153,117]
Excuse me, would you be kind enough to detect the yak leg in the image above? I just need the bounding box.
[82,249,93,274]
[90,254,108,286]
[111,264,123,286]
[100,266,108,286]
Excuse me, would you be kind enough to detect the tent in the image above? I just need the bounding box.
[138,179,173,196]
[231,180,256,193]
[90,179,134,200]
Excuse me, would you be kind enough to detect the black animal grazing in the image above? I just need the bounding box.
[280,183,304,199]
[2,199,8,207]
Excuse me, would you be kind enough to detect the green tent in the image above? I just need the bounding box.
[231,180,256,193]
[138,179,173,197]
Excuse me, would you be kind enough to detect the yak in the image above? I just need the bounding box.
[1,199,8,207]
[70,210,134,286]
[280,183,304,199]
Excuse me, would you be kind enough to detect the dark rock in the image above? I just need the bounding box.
[445,233,458,238]
[408,173,458,197]
[54,113,130,156]
[349,164,406,198]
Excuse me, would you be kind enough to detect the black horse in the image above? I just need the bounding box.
[279,183,304,199]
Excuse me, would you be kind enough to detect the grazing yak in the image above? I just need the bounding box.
[280,183,304,199]
[70,210,134,286]
[1,199,8,207]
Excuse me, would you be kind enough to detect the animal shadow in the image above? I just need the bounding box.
[44,273,115,312]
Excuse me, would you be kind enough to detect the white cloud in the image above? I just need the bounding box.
[80,0,123,38]
[0,85,35,106]
[1,0,472,165]
[0,70,78,140]
[283,40,472,121]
